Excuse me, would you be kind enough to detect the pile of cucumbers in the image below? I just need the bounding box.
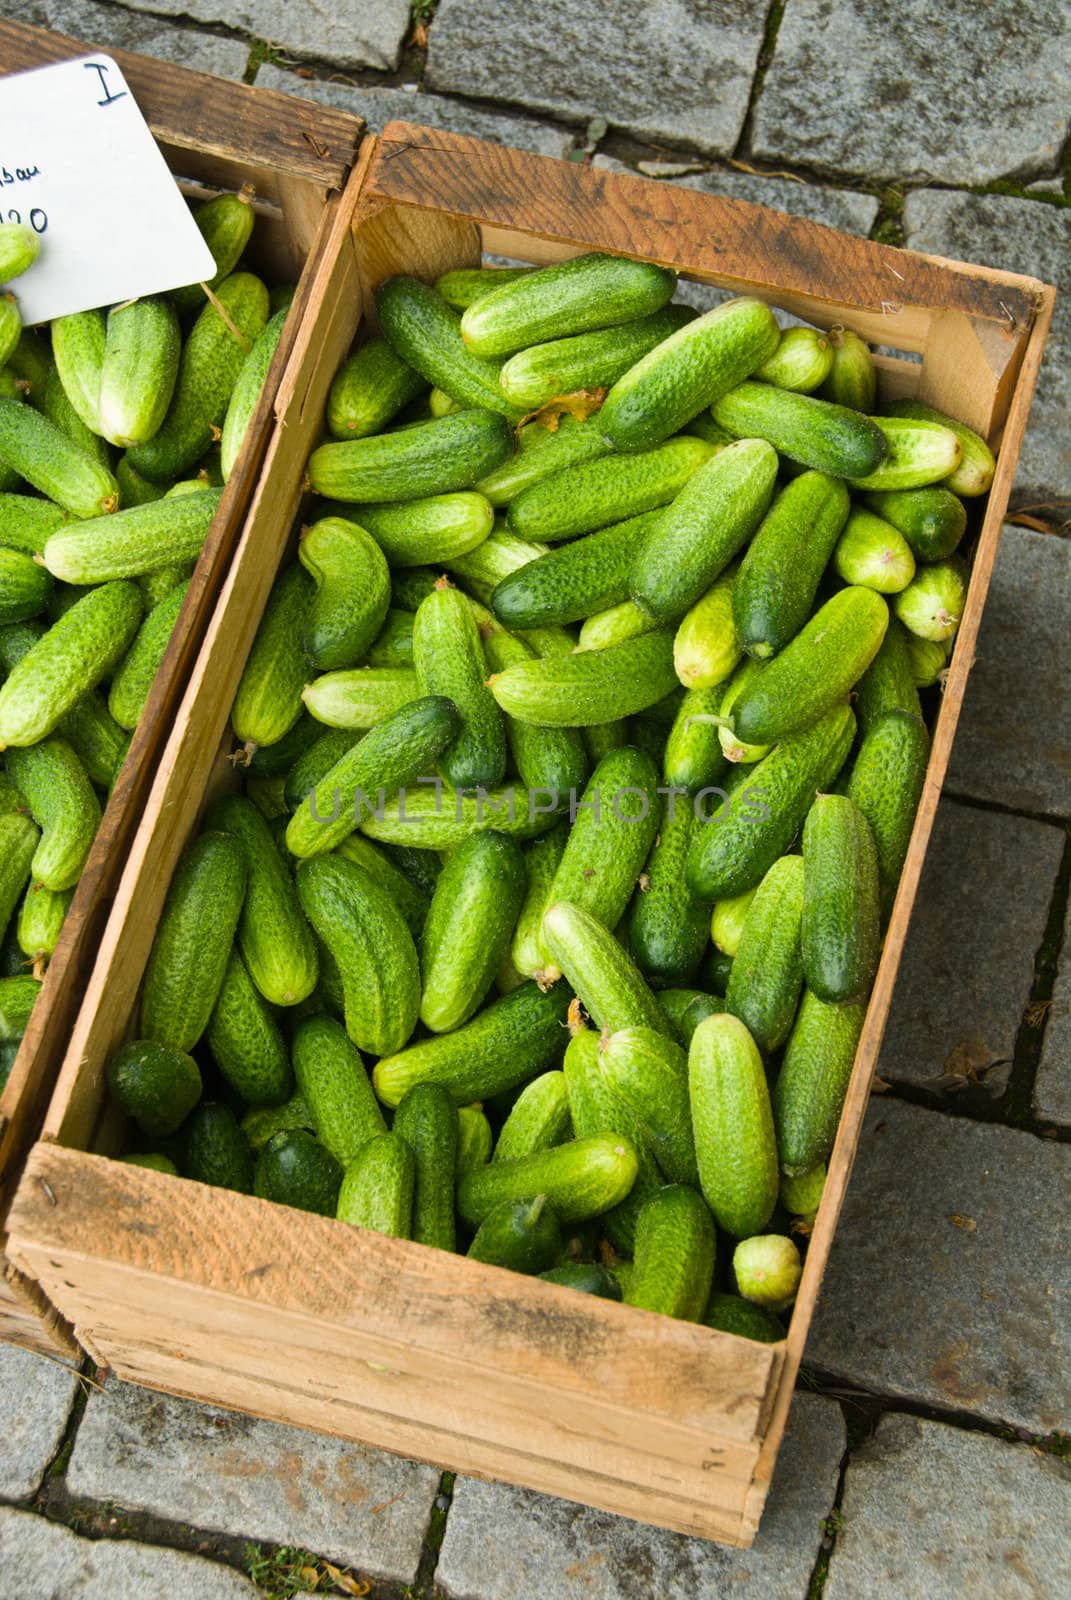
[107,251,993,1339]
[0,195,292,1082]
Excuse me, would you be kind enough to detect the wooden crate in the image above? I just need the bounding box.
[0,20,363,1356]
[5,125,1054,1543]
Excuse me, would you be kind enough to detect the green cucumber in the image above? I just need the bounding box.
[489,627,677,727]
[663,686,728,794]
[128,272,270,483]
[468,1195,562,1272]
[437,265,534,309]
[295,854,420,1056]
[16,880,70,973]
[51,309,106,434]
[254,1129,342,1216]
[98,297,181,448]
[420,830,526,1032]
[705,1292,785,1342]
[0,812,41,941]
[373,979,572,1108]
[43,489,222,584]
[140,831,248,1052]
[711,886,758,956]
[686,702,855,901]
[755,327,833,393]
[846,708,929,918]
[864,487,966,562]
[781,1162,826,1221]
[442,529,550,607]
[392,1082,458,1252]
[220,304,289,479]
[0,547,51,624]
[6,739,100,891]
[0,398,118,517]
[412,581,505,789]
[481,627,589,799]
[232,563,314,752]
[729,587,888,745]
[562,1023,659,1252]
[247,712,321,778]
[630,438,778,622]
[292,1012,386,1165]
[819,326,875,412]
[303,666,418,730]
[850,417,961,491]
[724,856,804,1052]
[712,381,888,477]
[6,327,50,402]
[540,1261,621,1299]
[732,471,851,660]
[476,414,613,506]
[657,987,723,1045]
[491,512,656,630]
[541,900,672,1036]
[494,1071,572,1163]
[626,1185,716,1321]
[716,661,771,765]
[241,1092,316,1152]
[689,1012,778,1237]
[576,601,653,653]
[458,1133,639,1226]
[361,781,562,851]
[174,188,256,314]
[627,798,709,986]
[376,276,523,420]
[0,295,19,368]
[281,726,358,812]
[0,493,68,555]
[460,252,676,359]
[0,974,39,1039]
[299,517,390,671]
[511,821,569,979]
[774,989,867,1173]
[366,607,415,668]
[894,558,966,642]
[457,1105,493,1177]
[331,493,494,568]
[598,296,780,452]
[116,455,167,508]
[206,947,292,1105]
[326,337,426,439]
[499,306,694,409]
[833,508,915,593]
[908,634,950,687]
[108,582,188,730]
[0,223,40,282]
[308,409,513,504]
[599,1026,697,1185]
[884,398,994,497]
[0,607,139,761]
[507,436,714,543]
[853,615,922,732]
[672,566,741,690]
[336,1133,414,1238]
[41,361,110,471]
[107,1040,201,1138]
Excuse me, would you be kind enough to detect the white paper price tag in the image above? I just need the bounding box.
[0,53,216,325]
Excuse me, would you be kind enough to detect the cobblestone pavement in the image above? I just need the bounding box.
[0,2,1069,1597]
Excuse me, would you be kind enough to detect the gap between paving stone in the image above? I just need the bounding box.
[0,0,252,78]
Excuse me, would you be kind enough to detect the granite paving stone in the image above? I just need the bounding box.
[1035,894,1071,1128]
[0,1345,81,1504]
[436,1394,844,1599]
[426,0,767,156]
[825,1413,1071,1600]
[0,0,249,77]
[753,0,1071,185]
[875,800,1061,1093]
[903,189,1071,506]
[115,0,410,72]
[945,526,1071,817]
[254,66,573,158]
[806,1098,1071,1434]
[66,1380,440,1584]
[0,1507,260,1598]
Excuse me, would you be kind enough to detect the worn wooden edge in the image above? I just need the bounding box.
[0,19,362,192]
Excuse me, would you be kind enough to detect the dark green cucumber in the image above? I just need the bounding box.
[598,296,780,452]
[489,627,677,727]
[174,188,256,314]
[853,615,922,733]
[599,1026,697,1185]
[657,987,723,1045]
[713,381,888,477]
[392,1081,459,1252]
[490,511,657,630]
[42,490,222,585]
[141,831,247,1052]
[6,739,100,891]
[0,547,51,624]
[41,359,110,472]
[295,854,420,1056]
[846,708,929,919]
[482,627,589,799]
[0,493,68,555]
[630,439,777,622]
[732,472,851,660]
[511,821,569,979]
[506,436,714,543]
[756,326,833,392]
[327,336,426,439]
[412,581,505,790]
[467,1195,562,1272]
[689,1012,779,1237]
[207,794,319,1006]
[366,607,415,668]
[686,702,855,901]
[541,900,672,1036]
[819,326,875,412]
[437,265,534,309]
[704,1292,785,1342]
[298,517,390,671]
[0,397,118,517]
[106,1039,202,1137]
[420,830,526,1032]
[540,1261,622,1299]
[372,979,572,1107]
[254,1129,342,1216]
[232,563,315,752]
[336,1132,414,1238]
[283,727,359,813]
[725,855,804,1052]
[774,989,867,1173]
[247,712,322,779]
[884,398,994,497]
[292,1012,386,1164]
[205,947,292,1105]
[108,582,188,730]
[865,487,967,562]
[627,798,709,986]
[460,252,676,359]
[458,1134,639,1226]
[663,686,728,794]
[376,276,523,419]
[308,410,514,504]
[219,304,290,479]
[494,1071,572,1163]
[183,1103,253,1193]
[499,305,694,409]
[729,588,888,745]
[476,414,613,506]
[331,494,494,569]
[98,297,181,448]
[626,1185,716,1321]
[116,454,167,509]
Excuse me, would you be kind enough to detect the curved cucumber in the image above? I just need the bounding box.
[489,627,677,727]
[332,493,494,568]
[420,830,526,1032]
[689,1012,779,1238]
[376,275,523,419]
[5,739,101,891]
[43,489,222,585]
[499,305,694,409]
[308,409,514,504]
[461,252,676,359]
[98,297,181,448]
[292,1012,386,1165]
[458,1133,640,1226]
[299,516,390,671]
[846,707,929,919]
[232,563,314,751]
[627,797,709,986]
[724,855,804,1053]
[801,794,881,1004]
[626,1185,715,1321]
[206,948,292,1106]
[774,989,867,1173]
[413,581,505,790]
[732,471,851,660]
[491,511,656,630]
[507,436,714,543]
[712,381,888,477]
[541,900,672,1036]
[327,336,425,439]
[392,1081,458,1252]
[0,397,117,517]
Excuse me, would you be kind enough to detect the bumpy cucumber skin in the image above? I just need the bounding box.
[299,517,390,671]
[220,305,289,479]
[705,1292,785,1342]
[0,547,51,625]
[0,812,40,941]
[490,627,678,728]
[420,830,526,1032]
[437,265,534,309]
[116,455,167,508]
[174,190,256,314]
[254,1130,343,1217]
[713,382,888,477]
[541,900,672,1037]
[461,252,677,359]
[43,489,222,585]
[491,511,656,630]
[499,305,694,409]
[846,708,929,919]
[0,493,68,555]
[292,1012,386,1165]
[206,948,292,1106]
[468,1195,563,1273]
[476,414,613,507]
[626,1185,716,1321]
[336,1133,414,1238]
[376,276,523,420]
[442,529,550,606]
[506,436,714,544]
[756,327,834,393]
[458,1133,639,1226]
[296,854,420,1057]
[334,494,494,569]
[0,223,40,282]
[686,701,856,902]
[562,1025,659,1253]
[730,588,888,745]
[865,487,967,562]
[99,297,181,448]
[511,821,569,979]
[106,1038,202,1138]
[850,417,961,492]
[672,566,740,690]
[128,273,270,483]
[663,685,728,795]
[725,856,804,1053]
[183,1103,254,1193]
[241,1092,316,1152]
[894,558,966,643]
[303,666,418,731]
[494,1071,572,1163]
[884,398,994,497]
[0,973,40,1039]
[232,563,315,750]
[819,327,876,412]
[0,398,118,517]
[392,1081,459,1251]
[854,616,922,733]
[733,472,851,660]
[774,989,867,1173]
[141,832,248,1052]
[599,1026,697,1185]
[598,297,781,453]
[361,782,562,851]
[482,628,589,800]
[689,1012,779,1238]
[41,362,111,471]
[456,1105,493,1178]
[833,507,915,594]
[108,582,188,730]
[373,979,572,1108]
[627,799,709,987]
[309,410,514,504]
[413,583,506,790]
[327,337,426,440]
[366,607,415,668]
[283,726,358,813]
[52,309,107,434]
[630,439,778,622]
[657,987,724,1045]
[6,739,100,892]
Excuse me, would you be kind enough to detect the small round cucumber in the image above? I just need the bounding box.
[833,507,915,593]
[864,487,967,562]
[755,327,833,393]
